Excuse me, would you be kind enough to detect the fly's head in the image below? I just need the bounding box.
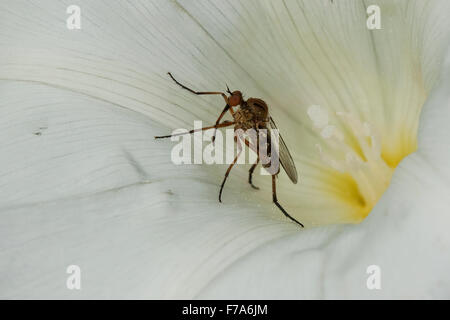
[227,86,243,107]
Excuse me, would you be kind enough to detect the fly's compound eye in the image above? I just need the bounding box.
[228,91,242,107]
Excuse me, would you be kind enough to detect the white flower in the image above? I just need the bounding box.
[1,0,450,299]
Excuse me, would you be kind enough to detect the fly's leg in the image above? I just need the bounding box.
[168,72,228,104]
[154,121,234,139]
[212,104,235,144]
[272,175,304,228]
[248,157,260,190]
[219,138,242,203]
[167,72,235,144]
[243,138,260,190]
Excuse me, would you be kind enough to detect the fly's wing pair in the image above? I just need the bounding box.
[240,117,298,184]
[268,117,298,184]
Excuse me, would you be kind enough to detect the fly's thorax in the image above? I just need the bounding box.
[233,98,269,131]
[233,108,253,131]
[246,98,269,120]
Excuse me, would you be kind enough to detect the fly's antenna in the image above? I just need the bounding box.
[226,84,232,95]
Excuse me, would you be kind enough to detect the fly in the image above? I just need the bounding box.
[155,72,303,227]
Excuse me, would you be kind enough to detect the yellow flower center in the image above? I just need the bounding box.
[307,105,417,222]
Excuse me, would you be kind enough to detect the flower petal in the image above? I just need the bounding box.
[166,0,450,223]
[418,43,450,178]
[2,0,450,299]
[198,45,450,299]
[3,0,449,225]
[0,81,305,298]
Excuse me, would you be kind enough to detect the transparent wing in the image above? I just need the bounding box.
[269,117,298,184]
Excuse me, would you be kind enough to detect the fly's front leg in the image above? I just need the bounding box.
[167,72,235,144]
[212,105,235,144]
[168,72,228,104]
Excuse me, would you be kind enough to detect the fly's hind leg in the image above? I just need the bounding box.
[272,175,304,228]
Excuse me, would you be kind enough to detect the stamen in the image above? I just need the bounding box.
[308,105,394,219]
